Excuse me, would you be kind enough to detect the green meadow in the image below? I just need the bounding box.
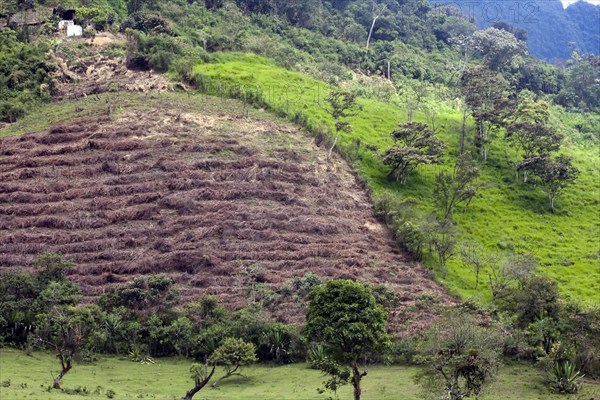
[1,349,599,400]
[193,54,600,304]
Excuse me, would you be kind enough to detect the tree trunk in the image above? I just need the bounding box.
[52,361,72,389]
[328,130,339,162]
[459,109,467,154]
[183,366,215,400]
[366,16,378,50]
[211,365,239,388]
[351,361,366,400]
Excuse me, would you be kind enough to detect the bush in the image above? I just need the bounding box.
[552,360,584,393]
[0,29,54,122]
[120,13,173,35]
[125,30,182,72]
[415,312,503,400]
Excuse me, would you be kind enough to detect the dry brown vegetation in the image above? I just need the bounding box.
[50,37,175,101]
[0,105,453,332]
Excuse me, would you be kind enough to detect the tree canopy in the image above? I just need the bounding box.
[306,280,389,400]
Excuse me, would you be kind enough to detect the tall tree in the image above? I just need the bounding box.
[306,280,390,400]
[472,27,527,71]
[324,90,358,161]
[519,155,579,210]
[433,153,480,220]
[366,0,387,50]
[461,66,512,161]
[382,121,446,184]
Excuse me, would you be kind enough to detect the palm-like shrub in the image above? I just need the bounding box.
[553,360,584,393]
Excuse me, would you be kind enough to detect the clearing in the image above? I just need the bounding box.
[0,92,449,330]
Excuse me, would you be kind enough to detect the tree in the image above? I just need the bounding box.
[495,275,562,329]
[182,360,216,400]
[487,251,537,299]
[506,98,562,182]
[366,0,387,50]
[519,155,579,210]
[556,58,600,111]
[471,27,527,71]
[33,253,75,287]
[210,337,257,388]
[416,313,502,400]
[512,98,550,124]
[324,91,358,161]
[0,253,79,346]
[461,66,512,161]
[305,280,390,400]
[426,218,457,278]
[382,122,446,184]
[36,306,97,389]
[506,122,563,182]
[460,242,499,290]
[76,7,102,28]
[433,153,480,220]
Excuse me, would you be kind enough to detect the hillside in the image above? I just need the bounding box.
[0,84,450,333]
[1,1,600,399]
[0,0,597,310]
[433,0,600,63]
[189,53,600,304]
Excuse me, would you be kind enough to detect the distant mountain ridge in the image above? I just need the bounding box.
[430,0,600,63]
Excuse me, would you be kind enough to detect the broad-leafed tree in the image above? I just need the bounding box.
[306,280,390,400]
[382,121,445,184]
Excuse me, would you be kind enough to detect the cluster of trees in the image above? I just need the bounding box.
[0,28,54,122]
[3,254,597,399]
[2,0,598,125]
[0,255,302,394]
[356,26,581,284]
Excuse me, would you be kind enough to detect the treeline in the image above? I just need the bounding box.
[0,254,598,399]
[2,0,599,122]
[0,254,304,363]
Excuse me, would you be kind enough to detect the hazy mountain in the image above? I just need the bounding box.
[430,0,600,63]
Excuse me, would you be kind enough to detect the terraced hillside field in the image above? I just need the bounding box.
[0,94,451,331]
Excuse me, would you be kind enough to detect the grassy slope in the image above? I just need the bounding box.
[193,54,600,304]
[1,349,599,400]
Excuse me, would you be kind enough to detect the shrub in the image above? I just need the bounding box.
[415,312,503,400]
[552,360,584,393]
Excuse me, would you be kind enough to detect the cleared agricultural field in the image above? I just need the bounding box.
[0,93,449,330]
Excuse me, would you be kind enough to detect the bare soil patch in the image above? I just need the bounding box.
[0,108,453,332]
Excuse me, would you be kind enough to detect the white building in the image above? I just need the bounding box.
[58,20,74,30]
[66,24,83,37]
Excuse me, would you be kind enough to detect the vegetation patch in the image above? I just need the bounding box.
[193,54,599,305]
